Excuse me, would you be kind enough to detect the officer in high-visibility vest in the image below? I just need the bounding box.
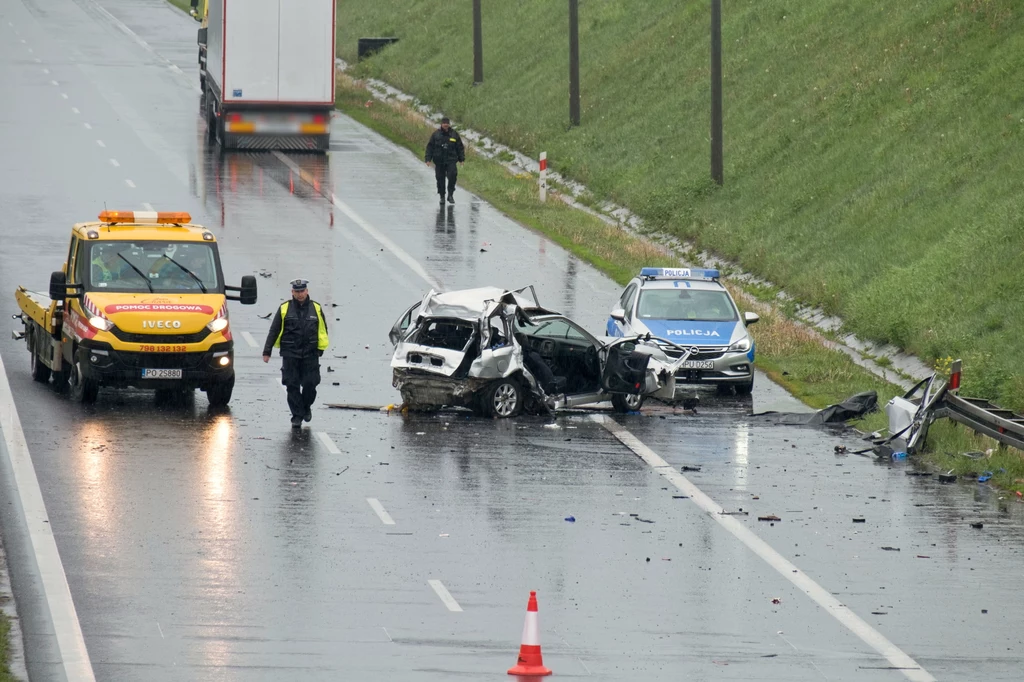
[262,278,330,428]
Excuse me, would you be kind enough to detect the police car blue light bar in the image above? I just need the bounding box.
[639,267,720,281]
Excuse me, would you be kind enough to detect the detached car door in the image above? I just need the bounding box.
[600,338,679,399]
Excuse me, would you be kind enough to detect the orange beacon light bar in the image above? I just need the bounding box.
[97,211,192,224]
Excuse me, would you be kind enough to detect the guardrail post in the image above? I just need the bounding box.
[539,152,548,202]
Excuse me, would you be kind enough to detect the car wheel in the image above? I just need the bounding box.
[735,375,754,395]
[716,383,733,396]
[68,360,99,404]
[30,350,51,383]
[483,379,523,419]
[612,392,645,413]
[206,376,234,408]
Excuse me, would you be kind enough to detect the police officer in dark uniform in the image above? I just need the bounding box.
[262,278,330,428]
[425,116,465,205]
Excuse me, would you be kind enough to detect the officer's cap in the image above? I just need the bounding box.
[290,278,309,291]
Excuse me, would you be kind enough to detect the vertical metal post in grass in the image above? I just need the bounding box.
[710,0,724,185]
[473,0,484,84]
[539,152,548,202]
[569,0,581,126]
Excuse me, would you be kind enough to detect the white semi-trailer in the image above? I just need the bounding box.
[194,0,335,152]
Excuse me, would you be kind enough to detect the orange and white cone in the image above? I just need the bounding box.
[507,591,552,676]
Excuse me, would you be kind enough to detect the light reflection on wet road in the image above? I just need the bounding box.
[0,1,1022,681]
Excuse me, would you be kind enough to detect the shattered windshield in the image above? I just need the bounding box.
[85,241,221,293]
[637,289,737,322]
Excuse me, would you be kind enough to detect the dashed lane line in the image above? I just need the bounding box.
[109,159,119,167]
[594,415,936,682]
[366,498,396,525]
[124,179,135,188]
[427,580,463,612]
[0,355,97,681]
[315,432,341,455]
[241,331,258,348]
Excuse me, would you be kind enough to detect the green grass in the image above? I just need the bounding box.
[167,0,191,12]
[336,0,1024,411]
[0,610,13,682]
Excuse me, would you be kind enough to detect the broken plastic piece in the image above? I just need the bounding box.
[758,515,782,522]
[938,473,957,484]
[771,598,782,605]
[564,516,576,523]
[852,517,866,523]
[970,522,984,529]
[681,465,701,472]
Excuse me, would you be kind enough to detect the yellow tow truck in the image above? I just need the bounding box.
[14,211,257,405]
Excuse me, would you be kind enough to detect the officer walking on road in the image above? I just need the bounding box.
[425,117,465,205]
[262,278,329,428]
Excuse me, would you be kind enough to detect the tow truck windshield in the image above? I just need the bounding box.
[85,241,221,293]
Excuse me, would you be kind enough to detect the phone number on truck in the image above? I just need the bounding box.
[139,345,188,353]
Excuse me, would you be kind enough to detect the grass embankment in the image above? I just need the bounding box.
[0,609,13,682]
[336,0,1024,412]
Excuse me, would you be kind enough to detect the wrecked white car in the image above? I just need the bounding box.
[388,286,696,418]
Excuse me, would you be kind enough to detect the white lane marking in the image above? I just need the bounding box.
[124,179,135,188]
[366,498,396,525]
[595,416,936,682]
[0,356,97,680]
[50,80,57,86]
[428,580,463,612]
[34,58,41,63]
[381,626,393,643]
[109,159,119,167]
[272,151,441,290]
[141,202,154,211]
[82,0,200,94]
[95,140,105,148]
[72,108,81,115]
[61,93,68,100]
[20,39,25,44]
[82,121,90,128]
[156,622,164,639]
[42,68,49,74]
[241,331,258,348]
[315,432,341,455]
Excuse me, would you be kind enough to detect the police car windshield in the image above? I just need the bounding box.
[637,289,737,322]
[85,241,220,293]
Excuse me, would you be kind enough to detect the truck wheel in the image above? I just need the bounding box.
[206,376,234,408]
[68,360,99,404]
[482,378,523,419]
[612,393,645,413]
[30,350,51,383]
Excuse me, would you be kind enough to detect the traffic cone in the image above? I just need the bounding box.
[507,591,552,676]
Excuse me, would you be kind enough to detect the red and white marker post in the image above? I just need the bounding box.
[539,152,548,202]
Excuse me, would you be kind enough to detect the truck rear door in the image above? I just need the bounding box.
[224,0,280,102]
[277,0,334,103]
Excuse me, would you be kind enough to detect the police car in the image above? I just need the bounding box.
[607,267,759,394]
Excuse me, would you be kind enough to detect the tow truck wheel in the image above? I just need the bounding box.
[68,360,99,404]
[206,376,234,408]
[612,392,645,413]
[30,350,51,383]
[483,379,523,419]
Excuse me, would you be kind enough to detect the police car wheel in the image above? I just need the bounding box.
[735,376,754,396]
[612,392,644,413]
[484,379,522,419]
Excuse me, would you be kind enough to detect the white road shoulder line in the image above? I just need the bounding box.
[315,432,341,455]
[366,498,396,525]
[271,151,441,290]
[124,179,135,188]
[0,356,97,680]
[595,416,935,682]
[241,331,258,348]
[428,580,463,612]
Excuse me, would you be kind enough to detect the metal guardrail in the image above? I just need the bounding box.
[897,360,1024,454]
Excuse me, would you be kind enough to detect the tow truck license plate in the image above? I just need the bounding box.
[682,360,715,369]
[141,368,182,379]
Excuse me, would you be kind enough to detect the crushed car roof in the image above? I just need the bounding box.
[418,286,547,321]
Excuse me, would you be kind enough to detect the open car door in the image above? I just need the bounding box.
[601,337,693,400]
[388,301,422,346]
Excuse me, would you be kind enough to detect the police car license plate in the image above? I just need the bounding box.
[141,368,182,379]
[682,360,715,370]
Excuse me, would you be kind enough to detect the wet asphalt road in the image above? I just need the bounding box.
[1,1,1024,681]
